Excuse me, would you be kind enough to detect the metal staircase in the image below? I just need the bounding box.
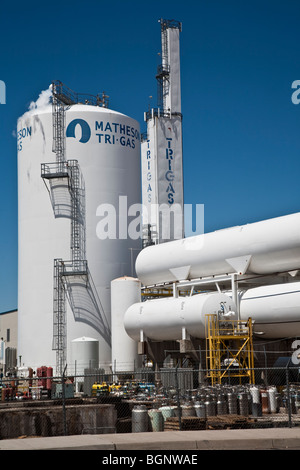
[41,81,111,375]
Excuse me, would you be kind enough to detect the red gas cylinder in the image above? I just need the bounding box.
[46,367,53,390]
[37,366,47,389]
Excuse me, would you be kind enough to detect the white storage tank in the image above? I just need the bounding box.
[136,213,300,286]
[17,98,141,371]
[124,292,237,341]
[240,282,300,338]
[70,337,99,375]
[111,276,141,372]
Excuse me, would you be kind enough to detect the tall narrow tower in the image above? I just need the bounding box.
[141,19,184,246]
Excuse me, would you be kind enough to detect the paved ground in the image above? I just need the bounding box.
[1,428,300,450]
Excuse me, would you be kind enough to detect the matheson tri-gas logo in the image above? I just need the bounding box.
[66,118,140,148]
[66,119,91,143]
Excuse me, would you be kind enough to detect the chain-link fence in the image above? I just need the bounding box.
[1,364,300,440]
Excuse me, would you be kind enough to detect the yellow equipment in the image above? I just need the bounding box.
[205,314,255,386]
[91,382,122,397]
[109,383,122,393]
[91,382,110,397]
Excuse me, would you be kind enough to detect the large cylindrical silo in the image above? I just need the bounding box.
[111,276,141,372]
[17,101,141,371]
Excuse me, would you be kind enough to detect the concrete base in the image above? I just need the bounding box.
[1,428,300,450]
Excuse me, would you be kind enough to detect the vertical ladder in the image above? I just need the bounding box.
[161,21,169,111]
[52,82,66,170]
[156,20,170,111]
[41,81,112,376]
[68,160,86,269]
[53,259,67,376]
[52,82,68,375]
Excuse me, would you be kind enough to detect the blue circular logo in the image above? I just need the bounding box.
[66,119,91,143]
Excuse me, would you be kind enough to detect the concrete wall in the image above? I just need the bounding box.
[0,402,117,439]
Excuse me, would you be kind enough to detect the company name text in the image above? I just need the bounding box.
[95,121,140,148]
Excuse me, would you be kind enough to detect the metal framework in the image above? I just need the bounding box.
[41,80,111,375]
[42,159,87,264]
[155,19,182,111]
[156,20,168,110]
[205,314,255,386]
[68,160,86,266]
[141,271,296,376]
[141,223,158,249]
[52,80,109,108]
[53,259,67,375]
[144,107,182,122]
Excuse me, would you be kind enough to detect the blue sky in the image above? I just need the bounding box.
[0,0,300,312]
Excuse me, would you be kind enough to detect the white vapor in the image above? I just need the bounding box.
[28,84,52,111]
[16,83,53,138]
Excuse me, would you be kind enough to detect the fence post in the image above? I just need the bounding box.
[175,366,182,431]
[62,364,67,435]
[286,359,292,428]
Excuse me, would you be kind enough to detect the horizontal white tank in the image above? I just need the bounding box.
[124,293,236,342]
[136,213,300,286]
[240,282,300,338]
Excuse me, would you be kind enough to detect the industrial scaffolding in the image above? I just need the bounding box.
[156,19,182,111]
[41,81,111,375]
[205,314,255,386]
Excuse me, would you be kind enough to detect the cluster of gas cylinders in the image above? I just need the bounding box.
[131,384,297,433]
